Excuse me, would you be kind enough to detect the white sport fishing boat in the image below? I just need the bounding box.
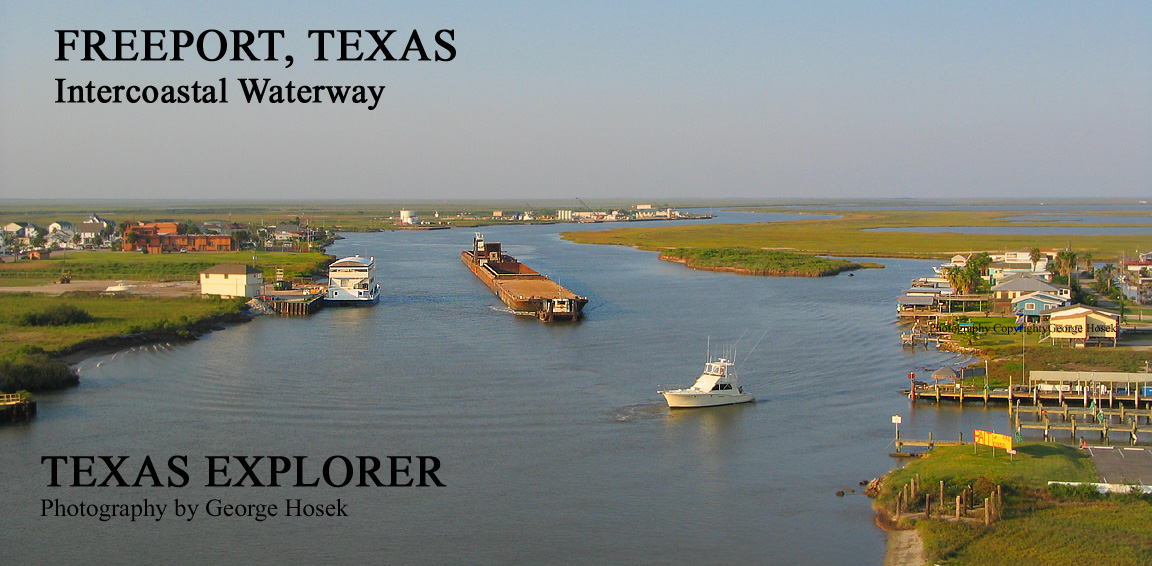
[659,356,754,408]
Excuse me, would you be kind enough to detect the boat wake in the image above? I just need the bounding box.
[610,403,666,422]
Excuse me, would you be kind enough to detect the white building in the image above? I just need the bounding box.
[199,264,263,298]
[399,210,419,225]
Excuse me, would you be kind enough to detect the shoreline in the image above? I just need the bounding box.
[55,311,253,366]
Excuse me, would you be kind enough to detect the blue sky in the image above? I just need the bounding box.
[0,1,1148,200]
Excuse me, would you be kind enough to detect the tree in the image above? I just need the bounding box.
[1081,252,1094,273]
[944,266,975,295]
[1054,250,1078,279]
[1029,247,1042,269]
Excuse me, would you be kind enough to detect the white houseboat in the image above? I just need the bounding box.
[325,256,380,304]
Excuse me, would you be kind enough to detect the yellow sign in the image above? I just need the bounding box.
[973,429,1013,451]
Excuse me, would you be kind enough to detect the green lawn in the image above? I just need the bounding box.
[924,503,1152,566]
[0,250,331,285]
[0,292,246,359]
[878,442,1152,566]
[877,443,1096,510]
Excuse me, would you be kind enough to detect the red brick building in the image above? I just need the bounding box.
[123,222,233,253]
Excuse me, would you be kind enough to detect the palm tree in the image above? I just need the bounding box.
[944,266,974,296]
[1054,250,1078,279]
[1030,247,1042,270]
[1081,252,1094,274]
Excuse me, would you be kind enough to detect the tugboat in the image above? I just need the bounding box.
[659,356,754,408]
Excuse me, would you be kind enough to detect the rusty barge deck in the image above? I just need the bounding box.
[463,235,587,322]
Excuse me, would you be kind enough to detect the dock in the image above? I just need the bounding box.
[1013,403,1152,444]
[257,293,326,315]
[0,393,36,423]
[904,384,1152,408]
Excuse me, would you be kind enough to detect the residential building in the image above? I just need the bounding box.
[1011,291,1069,321]
[991,275,1069,301]
[199,264,263,298]
[1044,305,1120,347]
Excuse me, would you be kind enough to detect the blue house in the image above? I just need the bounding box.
[1011,291,1068,321]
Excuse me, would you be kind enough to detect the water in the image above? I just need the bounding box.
[1005,215,1152,224]
[2,214,1015,564]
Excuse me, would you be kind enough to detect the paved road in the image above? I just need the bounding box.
[1087,446,1152,485]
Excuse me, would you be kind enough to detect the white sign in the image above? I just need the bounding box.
[891,415,902,424]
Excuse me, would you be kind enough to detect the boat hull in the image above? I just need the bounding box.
[660,391,755,408]
[462,250,587,321]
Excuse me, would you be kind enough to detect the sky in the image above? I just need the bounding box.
[0,1,1149,201]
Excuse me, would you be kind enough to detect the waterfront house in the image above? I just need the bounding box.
[1011,291,1069,321]
[897,294,937,313]
[200,264,263,298]
[1043,305,1119,347]
[991,275,1068,300]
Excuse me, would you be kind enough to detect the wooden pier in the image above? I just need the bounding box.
[265,294,325,315]
[894,431,969,453]
[1013,402,1152,444]
[903,384,1152,409]
[0,393,36,423]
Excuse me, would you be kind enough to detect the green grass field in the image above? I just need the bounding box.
[0,292,246,359]
[921,502,1152,566]
[0,250,331,285]
[878,443,1152,565]
[876,443,1097,510]
[562,209,1152,259]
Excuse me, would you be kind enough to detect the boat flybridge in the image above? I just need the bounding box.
[659,356,755,408]
[325,255,380,304]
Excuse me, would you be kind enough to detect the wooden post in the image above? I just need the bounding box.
[955,495,962,521]
[996,485,1002,513]
[984,498,990,525]
[939,481,945,513]
[925,494,931,518]
[895,491,901,520]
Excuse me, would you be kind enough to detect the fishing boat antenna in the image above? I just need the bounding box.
[738,330,770,372]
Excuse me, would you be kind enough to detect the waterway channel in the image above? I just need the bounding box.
[2,211,1019,564]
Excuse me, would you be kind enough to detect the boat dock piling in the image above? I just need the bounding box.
[259,294,325,315]
[0,393,36,423]
[1013,402,1152,444]
[905,384,1152,409]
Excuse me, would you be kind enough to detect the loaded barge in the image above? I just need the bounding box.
[463,234,588,322]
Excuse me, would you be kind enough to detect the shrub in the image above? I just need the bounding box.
[0,351,78,393]
[16,304,94,326]
[1047,483,1103,501]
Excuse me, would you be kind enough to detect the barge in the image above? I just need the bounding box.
[462,234,588,321]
